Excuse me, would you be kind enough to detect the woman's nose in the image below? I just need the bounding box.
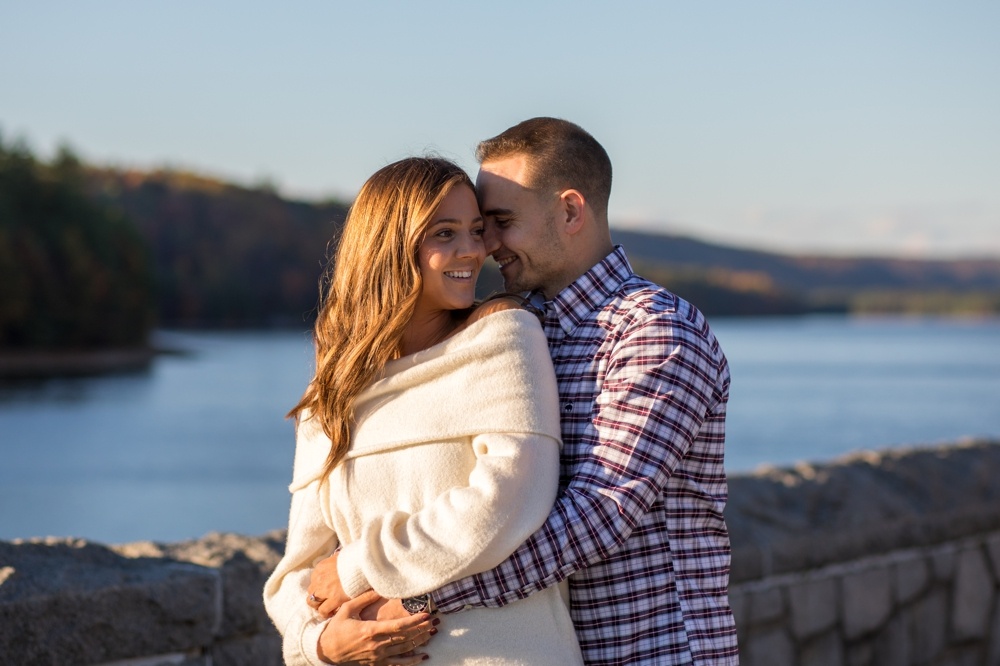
[458,231,486,260]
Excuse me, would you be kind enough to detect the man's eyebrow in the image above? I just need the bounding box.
[429,216,484,224]
[482,207,514,218]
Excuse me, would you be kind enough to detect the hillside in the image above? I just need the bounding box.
[87,168,348,327]
[0,142,154,350]
[76,164,1000,324]
[613,229,1000,316]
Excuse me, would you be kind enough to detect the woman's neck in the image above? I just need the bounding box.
[400,308,460,357]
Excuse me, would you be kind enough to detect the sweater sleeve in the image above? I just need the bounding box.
[262,439,340,666]
[335,431,561,600]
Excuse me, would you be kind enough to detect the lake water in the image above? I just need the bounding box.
[2,316,998,545]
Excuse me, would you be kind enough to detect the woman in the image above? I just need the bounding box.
[263,157,583,665]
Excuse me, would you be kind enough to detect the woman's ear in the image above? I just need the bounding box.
[559,189,587,236]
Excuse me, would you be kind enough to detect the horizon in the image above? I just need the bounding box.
[2,1,998,260]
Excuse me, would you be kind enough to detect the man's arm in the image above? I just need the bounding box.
[432,312,726,611]
[306,431,561,609]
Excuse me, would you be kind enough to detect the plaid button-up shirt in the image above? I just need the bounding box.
[433,246,739,665]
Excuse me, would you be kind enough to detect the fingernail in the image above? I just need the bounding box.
[430,628,438,635]
[422,656,429,661]
[432,618,441,626]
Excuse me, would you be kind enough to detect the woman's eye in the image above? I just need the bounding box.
[472,226,485,236]
[435,229,454,239]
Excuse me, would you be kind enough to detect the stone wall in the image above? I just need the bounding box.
[0,532,285,666]
[731,531,1000,665]
[2,439,998,665]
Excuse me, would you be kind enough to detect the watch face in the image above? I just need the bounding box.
[402,595,428,614]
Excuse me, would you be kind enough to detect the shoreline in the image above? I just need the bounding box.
[0,346,172,380]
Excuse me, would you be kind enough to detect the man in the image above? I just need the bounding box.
[309,118,739,665]
[427,117,739,665]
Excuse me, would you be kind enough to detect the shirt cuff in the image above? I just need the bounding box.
[336,541,371,598]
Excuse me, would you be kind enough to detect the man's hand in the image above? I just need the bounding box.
[308,552,352,617]
[317,590,438,665]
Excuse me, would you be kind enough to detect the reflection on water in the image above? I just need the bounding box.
[1,317,998,544]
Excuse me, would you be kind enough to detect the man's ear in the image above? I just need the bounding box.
[559,189,587,236]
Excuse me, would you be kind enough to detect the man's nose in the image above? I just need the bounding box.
[482,223,501,255]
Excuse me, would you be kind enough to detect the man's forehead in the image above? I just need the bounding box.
[478,154,532,185]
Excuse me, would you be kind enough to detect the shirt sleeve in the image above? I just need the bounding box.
[335,432,561,599]
[431,311,727,611]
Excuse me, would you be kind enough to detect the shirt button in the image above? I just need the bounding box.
[463,604,473,610]
[563,403,573,413]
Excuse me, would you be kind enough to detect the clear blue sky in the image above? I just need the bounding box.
[3,1,998,258]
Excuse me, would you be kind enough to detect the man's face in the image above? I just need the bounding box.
[476,155,567,298]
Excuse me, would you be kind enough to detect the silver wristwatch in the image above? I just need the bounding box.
[401,593,431,614]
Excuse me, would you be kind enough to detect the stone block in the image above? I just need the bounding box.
[909,587,947,663]
[729,589,748,636]
[99,652,209,666]
[743,627,795,666]
[114,531,285,639]
[872,614,911,666]
[951,545,994,640]
[893,554,930,605]
[986,532,1000,583]
[841,565,892,640]
[799,630,843,666]
[749,586,785,625]
[788,575,838,640]
[931,546,956,581]
[845,640,873,666]
[0,539,219,665]
[988,599,1000,666]
[211,632,283,666]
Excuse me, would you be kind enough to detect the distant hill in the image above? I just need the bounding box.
[0,142,155,350]
[87,168,348,327]
[77,163,1000,324]
[612,229,1000,316]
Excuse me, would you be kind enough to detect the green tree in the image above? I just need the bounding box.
[0,135,156,349]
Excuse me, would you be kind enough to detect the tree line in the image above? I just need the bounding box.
[0,137,154,349]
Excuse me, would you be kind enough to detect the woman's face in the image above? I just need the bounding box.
[415,185,486,314]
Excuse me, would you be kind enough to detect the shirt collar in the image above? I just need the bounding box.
[532,245,634,339]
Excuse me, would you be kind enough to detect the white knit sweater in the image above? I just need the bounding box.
[263,309,583,665]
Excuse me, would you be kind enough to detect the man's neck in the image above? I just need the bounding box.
[542,238,614,301]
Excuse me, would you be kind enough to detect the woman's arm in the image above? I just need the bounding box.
[264,429,435,665]
[263,478,341,665]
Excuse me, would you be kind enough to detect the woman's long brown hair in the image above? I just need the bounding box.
[288,157,474,478]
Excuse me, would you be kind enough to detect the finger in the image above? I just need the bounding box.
[373,639,429,661]
[338,590,383,618]
[372,611,433,635]
[373,651,428,666]
[317,598,340,617]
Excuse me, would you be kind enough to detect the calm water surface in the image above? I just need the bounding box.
[1,316,998,544]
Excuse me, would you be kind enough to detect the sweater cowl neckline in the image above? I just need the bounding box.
[346,308,560,460]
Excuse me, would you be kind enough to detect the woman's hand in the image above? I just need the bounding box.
[317,590,437,665]
[308,552,352,617]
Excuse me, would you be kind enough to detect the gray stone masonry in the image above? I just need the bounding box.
[0,532,284,666]
[732,532,1000,665]
[2,438,999,664]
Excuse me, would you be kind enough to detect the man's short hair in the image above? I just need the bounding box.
[476,117,612,218]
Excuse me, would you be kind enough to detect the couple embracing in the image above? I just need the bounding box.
[264,118,740,666]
